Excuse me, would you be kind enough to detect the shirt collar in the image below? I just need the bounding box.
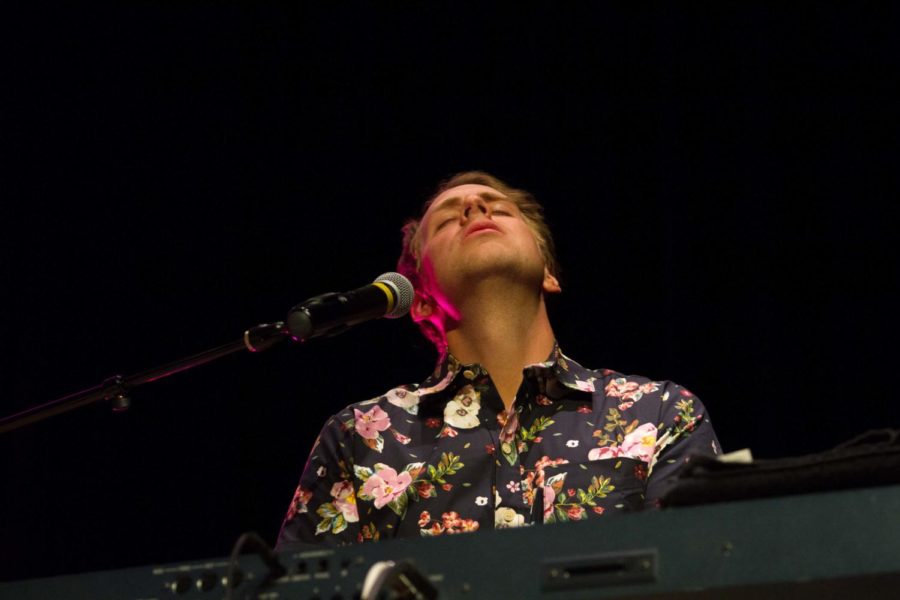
[417,343,599,399]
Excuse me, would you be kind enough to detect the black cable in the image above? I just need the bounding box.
[222,531,286,600]
[363,560,437,600]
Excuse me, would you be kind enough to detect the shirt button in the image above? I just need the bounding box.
[463,369,476,380]
[501,442,513,454]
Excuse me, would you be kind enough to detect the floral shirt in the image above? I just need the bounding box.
[276,345,720,549]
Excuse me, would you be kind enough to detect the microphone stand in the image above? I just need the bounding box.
[0,322,288,434]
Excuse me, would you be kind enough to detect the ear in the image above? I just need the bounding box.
[542,268,562,294]
[410,291,435,322]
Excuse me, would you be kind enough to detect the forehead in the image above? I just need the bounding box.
[425,184,508,216]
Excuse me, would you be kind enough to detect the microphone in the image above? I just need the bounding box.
[286,272,414,341]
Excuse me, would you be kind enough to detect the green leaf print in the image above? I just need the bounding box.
[353,465,374,482]
[387,491,409,517]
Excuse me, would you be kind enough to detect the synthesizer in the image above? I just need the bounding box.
[3,484,900,599]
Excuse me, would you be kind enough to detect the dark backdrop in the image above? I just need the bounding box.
[2,2,898,582]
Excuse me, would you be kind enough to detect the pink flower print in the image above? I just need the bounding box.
[361,466,412,509]
[441,511,461,529]
[567,505,585,520]
[619,423,658,462]
[572,378,596,392]
[533,455,569,471]
[286,487,313,520]
[605,378,640,399]
[588,446,622,461]
[416,481,435,498]
[606,378,659,403]
[588,423,658,462]
[640,382,660,395]
[634,463,648,481]
[498,409,519,444]
[330,480,354,500]
[354,406,391,440]
[423,522,445,536]
[391,429,411,445]
[330,481,359,523]
[438,511,479,534]
[418,511,431,528]
[438,425,458,438]
[458,519,479,533]
[542,486,555,521]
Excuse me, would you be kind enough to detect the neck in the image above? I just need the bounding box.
[444,276,555,409]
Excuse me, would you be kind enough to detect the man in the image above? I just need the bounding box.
[276,171,720,548]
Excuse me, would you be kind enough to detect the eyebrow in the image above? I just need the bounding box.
[430,192,508,214]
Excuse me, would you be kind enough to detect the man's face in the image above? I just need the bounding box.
[416,183,552,312]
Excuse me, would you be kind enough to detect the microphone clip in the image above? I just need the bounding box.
[287,292,354,341]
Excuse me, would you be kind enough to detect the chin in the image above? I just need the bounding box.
[456,254,545,286]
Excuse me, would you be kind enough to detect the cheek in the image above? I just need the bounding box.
[512,224,544,254]
[416,257,459,318]
[418,253,445,293]
[420,254,437,279]
[419,237,451,272]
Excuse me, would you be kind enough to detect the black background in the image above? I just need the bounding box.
[2,2,898,582]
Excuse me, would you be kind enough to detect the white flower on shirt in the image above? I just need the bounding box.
[443,384,481,429]
[385,387,420,414]
[566,440,579,448]
[475,496,489,506]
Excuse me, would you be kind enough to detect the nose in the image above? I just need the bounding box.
[461,195,490,221]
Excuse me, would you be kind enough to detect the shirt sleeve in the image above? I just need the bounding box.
[643,381,721,508]
[275,412,360,550]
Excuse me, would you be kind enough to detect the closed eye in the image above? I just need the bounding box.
[489,199,517,216]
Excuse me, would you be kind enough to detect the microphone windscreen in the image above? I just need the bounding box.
[374,272,414,318]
